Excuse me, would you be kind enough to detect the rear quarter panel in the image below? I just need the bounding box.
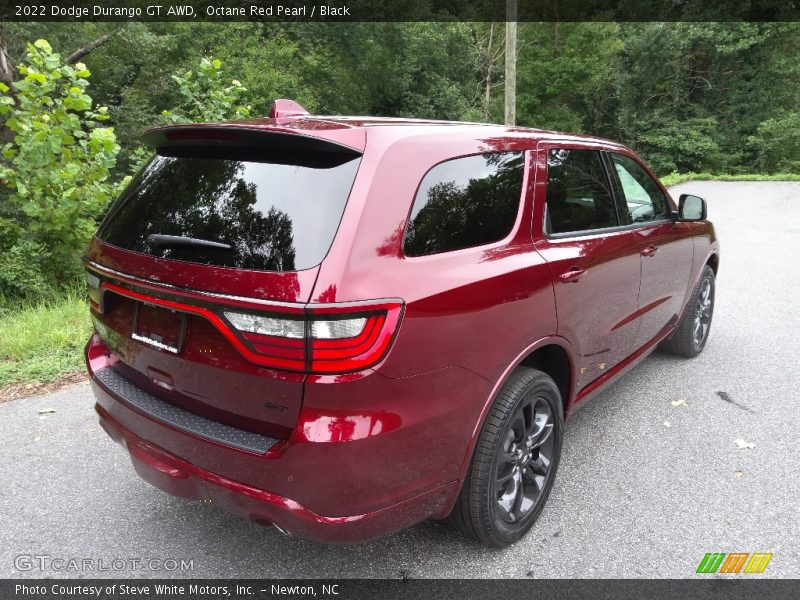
[311,128,557,384]
[302,130,559,503]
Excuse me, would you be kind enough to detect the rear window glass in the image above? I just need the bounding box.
[403,152,525,257]
[97,152,361,271]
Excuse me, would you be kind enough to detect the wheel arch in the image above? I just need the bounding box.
[706,251,719,275]
[518,345,572,411]
[444,336,577,517]
[477,335,576,433]
[491,337,577,421]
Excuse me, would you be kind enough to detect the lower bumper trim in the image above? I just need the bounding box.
[94,366,278,454]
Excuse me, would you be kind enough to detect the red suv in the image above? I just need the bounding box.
[84,100,719,547]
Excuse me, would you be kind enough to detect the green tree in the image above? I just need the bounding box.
[0,39,125,300]
[177,24,316,117]
[300,23,481,120]
[515,23,623,134]
[161,56,250,124]
[1,20,797,271]
[111,54,252,175]
[615,23,800,174]
[749,112,800,172]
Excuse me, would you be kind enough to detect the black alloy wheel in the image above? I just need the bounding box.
[659,265,716,357]
[449,367,564,547]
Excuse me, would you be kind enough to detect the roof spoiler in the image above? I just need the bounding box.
[141,124,363,158]
[141,100,366,155]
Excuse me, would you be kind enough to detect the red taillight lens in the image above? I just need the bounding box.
[308,302,402,374]
[223,300,403,374]
[93,277,402,375]
[222,310,307,371]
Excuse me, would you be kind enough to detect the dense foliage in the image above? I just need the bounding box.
[0,40,123,300]
[0,22,798,301]
[161,56,250,124]
[0,34,250,300]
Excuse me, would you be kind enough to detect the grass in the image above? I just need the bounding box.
[0,292,92,388]
[661,171,800,186]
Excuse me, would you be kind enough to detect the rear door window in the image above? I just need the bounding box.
[97,152,361,271]
[403,152,525,257]
[545,149,618,234]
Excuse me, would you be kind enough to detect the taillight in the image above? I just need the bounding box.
[222,310,307,371]
[223,312,305,339]
[308,302,403,374]
[223,300,403,374]
[89,273,403,375]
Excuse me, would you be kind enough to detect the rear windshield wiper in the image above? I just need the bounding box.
[146,234,232,250]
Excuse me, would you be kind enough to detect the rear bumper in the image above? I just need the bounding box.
[94,397,456,543]
[86,334,484,543]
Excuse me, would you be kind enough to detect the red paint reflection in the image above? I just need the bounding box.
[297,410,402,442]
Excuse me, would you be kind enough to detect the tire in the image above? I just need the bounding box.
[659,265,715,358]
[449,367,564,547]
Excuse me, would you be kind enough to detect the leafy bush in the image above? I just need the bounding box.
[748,112,800,173]
[0,39,127,301]
[116,56,253,176]
[161,56,251,124]
[633,116,724,175]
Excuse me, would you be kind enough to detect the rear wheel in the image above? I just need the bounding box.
[449,367,564,547]
[659,265,715,357]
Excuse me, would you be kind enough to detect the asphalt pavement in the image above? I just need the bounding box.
[1,181,799,579]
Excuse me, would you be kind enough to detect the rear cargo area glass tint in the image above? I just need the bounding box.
[98,153,361,271]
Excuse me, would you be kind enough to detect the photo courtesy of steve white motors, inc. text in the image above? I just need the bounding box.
[15,4,352,18]
[14,583,340,597]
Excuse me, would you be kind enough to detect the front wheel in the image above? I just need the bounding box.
[659,265,715,357]
[449,367,564,547]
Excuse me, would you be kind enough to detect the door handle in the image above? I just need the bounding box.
[641,245,658,257]
[559,267,586,283]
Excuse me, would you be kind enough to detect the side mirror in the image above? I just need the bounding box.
[678,194,706,221]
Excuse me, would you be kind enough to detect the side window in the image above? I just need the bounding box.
[610,153,669,223]
[403,152,524,257]
[545,148,618,234]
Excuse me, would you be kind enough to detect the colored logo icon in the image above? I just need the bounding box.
[697,552,773,574]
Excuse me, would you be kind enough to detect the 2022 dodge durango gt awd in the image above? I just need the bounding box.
[84,99,719,547]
